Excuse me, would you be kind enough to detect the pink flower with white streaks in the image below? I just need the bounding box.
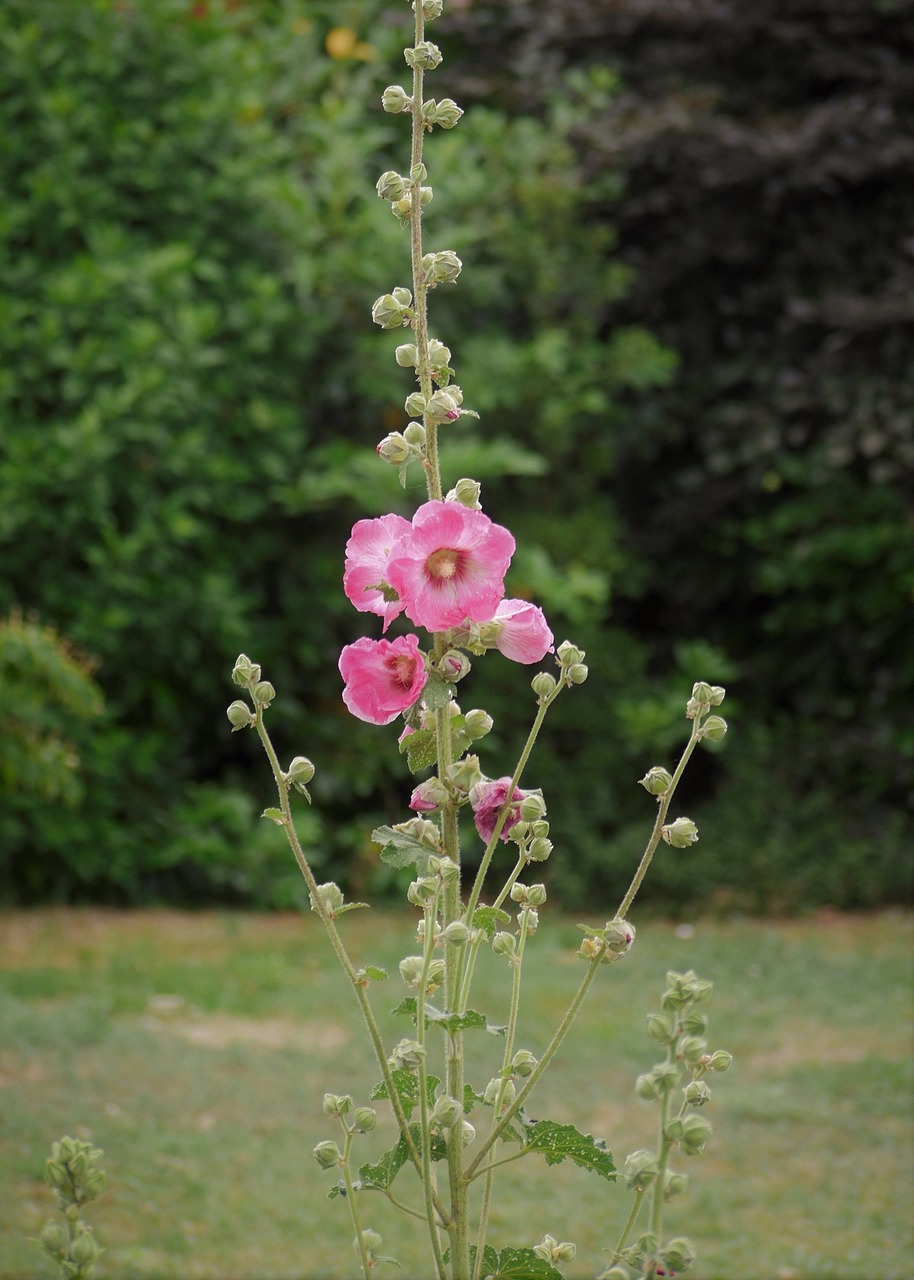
[344,513,412,631]
[469,776,533,843]
[485,599,554,664]
[339,634,427,725]
[386,500,515,633]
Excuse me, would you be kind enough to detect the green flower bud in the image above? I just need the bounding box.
[404,390,427,417]
[518,792,547,822]
[313,1140,342,1169]
[430,854,460,884]
[231,653,261,687]
[482,1076,503,1107]
[376,170,407,201]
[492,931,516,957]
[511,1049,537,1077]
[566,662,589,684]
[404,41,443,69]
[708,1049,733,1072]
[428,337,452,368]
[287,756,315,785]
[382,84,411,113]
[426,389,460,422]
[424,97,464,129]
[660,1237,697,1272]
[322,1093,353,1117]
[395,342,418,367]
[447,754,482,793]
[700,714,728,742]
[439,649,471,681]
[533,1236,558,1263]
[667,1112,713,1155]
[388,1038,426,1070]
[226,700,254,731]
[431,1095,463,1128]
[253,680,275,708]
[403,422,426,448]
[604,918,636,955]
[683,1080,712,1107]
[517,907,539,933]
[691,681,714,705]
[427,250,462,284]
[353,1106,377,1133]
[406,876,436,908]
[639,766,673,796]
[661,817,699,848]
[462,708,493,741]
[310,881,344,916]
[39,1221,69,1255]
[682,1010,709,1035]
[377,431,411,464]
[553,1241,577,1263]
[410,162,427,182]
[709,685,726,705]
[532,671,557,699]
[646,1011,674,1042]
[371,293,410,329]
[419,184,434,206]
[395,816,441,847]
[398,955,426,986]
[634,1072,661,1101]
[556,641,585,667]
[421,0,444,18]
[525,883,548,907]
[461,1119,476,1146]
[578,936,604,961]
[623,1149,660,1190]
[391,285,412,307]
[664,1169,689,1200]
[526,836,553,862]
[678,1035,709,1066]
[654,1062,684,1094]
[356,1228,384,1256]
[70,1229,101,1267]
[442,920,471,946]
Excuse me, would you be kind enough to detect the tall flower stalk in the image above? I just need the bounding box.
[227,4,732,1278]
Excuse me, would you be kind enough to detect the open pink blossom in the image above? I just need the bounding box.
[486,598,554,664]
[339,634,427,725]
[386,500,515,633]
[344,513,412,631]
[469,776,532,843]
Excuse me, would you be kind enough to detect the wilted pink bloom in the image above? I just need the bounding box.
[487,599,554,664]
[469,776,531,843]
[344,513,412,631]
[339,634,427,725]
[386,500,515,633]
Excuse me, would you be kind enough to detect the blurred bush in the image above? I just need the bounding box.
[0,0,909,910]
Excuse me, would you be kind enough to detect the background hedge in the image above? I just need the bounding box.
[0,0,910,911]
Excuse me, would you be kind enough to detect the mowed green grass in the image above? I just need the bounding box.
[1,908,911,1280]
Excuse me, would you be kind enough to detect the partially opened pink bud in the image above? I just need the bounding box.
[484,598,554,664]
[469,776,533,843]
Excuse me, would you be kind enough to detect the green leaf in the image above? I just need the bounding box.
[370,1069,440,1121]
[464,1083,485,1113]
[357,965,388,983]
[392,998,507,1036]
[472,906,511,939]
[261,807,286,825]
[356,1125,448,1196]
[421,674,456,710]
[522,1120,615,1180]
[371,824,436,872]
[462,1246,562,1280]
[399,727,438,773]
[335,901,369,915]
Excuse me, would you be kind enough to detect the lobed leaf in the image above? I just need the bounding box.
[522,1120,615,1180]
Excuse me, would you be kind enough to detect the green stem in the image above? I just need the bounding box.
[456,851,524,1014]
[471,917,529,1279]
[465,952,603,1180]
[416,897,449,1280]
[615,718,702,920]
[253,711,442,1217]
[340,1128,372,1280]
[613,1188,646,1259]
[649,1041,679,1242]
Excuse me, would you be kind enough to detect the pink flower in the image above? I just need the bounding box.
[487,599,554,664]
[339,634,427,725]
[386,500,515,633]
[344,513,412,631]
[469,776,532,843]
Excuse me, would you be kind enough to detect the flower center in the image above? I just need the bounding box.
[426,547,461,581]
[387,653,417,689]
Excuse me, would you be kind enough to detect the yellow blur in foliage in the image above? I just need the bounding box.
[325,26,375,61]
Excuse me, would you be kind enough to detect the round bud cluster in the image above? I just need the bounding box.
[404,41,443,70]
[371,287,414,329]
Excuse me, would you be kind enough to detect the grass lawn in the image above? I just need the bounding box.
[1,907,911,1280]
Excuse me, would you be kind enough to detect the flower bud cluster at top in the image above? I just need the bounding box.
[39,1137,108,1279]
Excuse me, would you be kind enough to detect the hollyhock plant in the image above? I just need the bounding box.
[386,499,515,633]
[344,513,412,630]
[469,776,533,843]
[483,598,554,664]
[339,634,427,725]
